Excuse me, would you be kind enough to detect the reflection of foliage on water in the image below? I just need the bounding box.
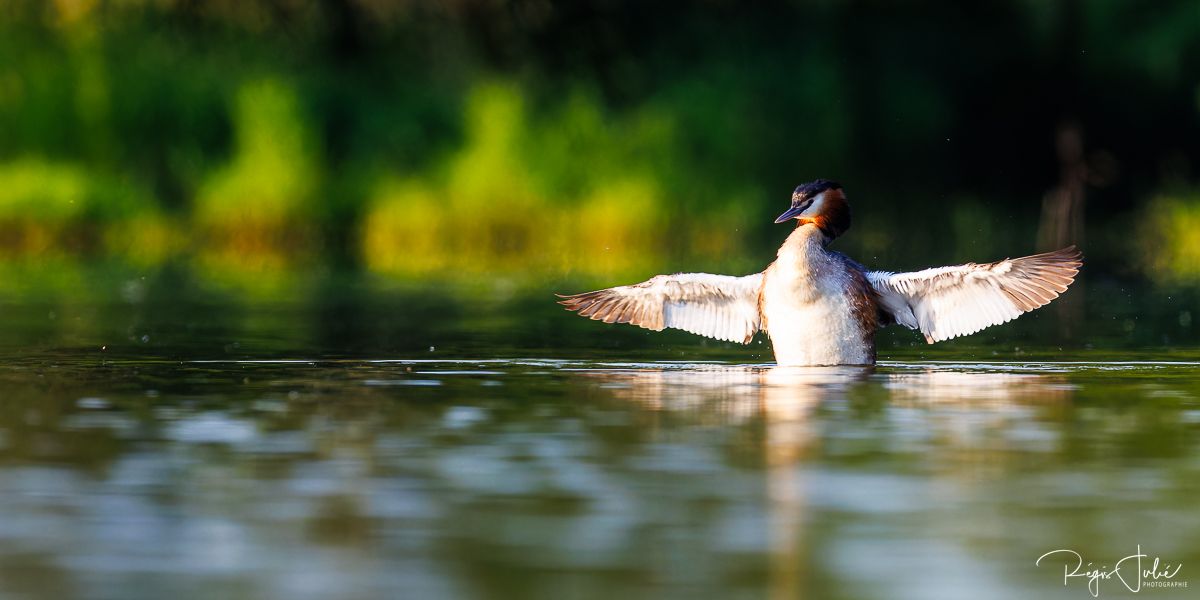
[0,261,1194,353]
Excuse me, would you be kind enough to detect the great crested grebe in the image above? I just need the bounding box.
[558,180,1082,366]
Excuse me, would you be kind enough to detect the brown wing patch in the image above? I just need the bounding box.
[757,262,773,332]
[988,245,1082,311]
[557,288,666,330]
[845,267,880,360]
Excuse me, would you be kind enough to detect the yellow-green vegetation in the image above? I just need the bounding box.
[0,158,169,259]
[362,82,748,279]
[1,0,1199,294]
[195,79,320,256]
[1142,194,1200,282]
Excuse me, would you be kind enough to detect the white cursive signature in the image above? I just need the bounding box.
[1036,545,1184,597]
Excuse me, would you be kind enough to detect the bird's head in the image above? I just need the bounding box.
[774,179,851,239]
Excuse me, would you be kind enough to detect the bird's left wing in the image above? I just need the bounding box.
[557,272,764,344]
[867,246,1082,343]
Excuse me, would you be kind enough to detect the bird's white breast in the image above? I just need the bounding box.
[761,234,874,366]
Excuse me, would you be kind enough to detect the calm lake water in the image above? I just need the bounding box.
[0,267,1198,599]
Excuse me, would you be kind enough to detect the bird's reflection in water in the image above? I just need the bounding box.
[582,364,870,600]
[590,364,869,414]
[757,366,869,600]
[578,363,1070,599]
[884,368,1073,405]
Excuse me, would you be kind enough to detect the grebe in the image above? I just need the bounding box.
[559,180,1082,366]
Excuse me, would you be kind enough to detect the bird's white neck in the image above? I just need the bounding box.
[777,223,829,262]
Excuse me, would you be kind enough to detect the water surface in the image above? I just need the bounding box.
[1,351,1198,600]
[0,267,1197,598]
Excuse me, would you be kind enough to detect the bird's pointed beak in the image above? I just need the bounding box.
[774,205,806,224]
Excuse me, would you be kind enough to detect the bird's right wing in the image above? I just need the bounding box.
[867,246,1082,343]
[557,272,764,344]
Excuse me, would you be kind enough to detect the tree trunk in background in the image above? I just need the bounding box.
[1038,122,1086,340]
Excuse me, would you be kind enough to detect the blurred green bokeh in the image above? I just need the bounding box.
[0,0,1199,335]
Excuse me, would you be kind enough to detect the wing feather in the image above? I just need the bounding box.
[867,246,1082,343]
[558,272,765,344]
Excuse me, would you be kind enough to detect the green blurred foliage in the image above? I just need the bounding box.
[0,0,1197,289]
[197,79,320,230]
[1142,193,1200,281]
[363,81,746,277]
[0,159,154,221]
[0,158,166,257]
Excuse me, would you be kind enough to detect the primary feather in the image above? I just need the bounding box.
[557,272,764,344]
[866,246,1082,343]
